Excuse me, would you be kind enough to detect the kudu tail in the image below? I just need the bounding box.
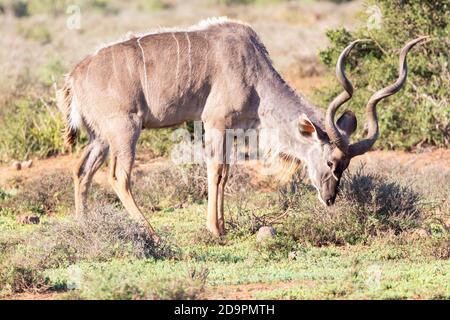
[56,77,81,147]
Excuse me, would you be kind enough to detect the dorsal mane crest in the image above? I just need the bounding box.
[93,16,248,54]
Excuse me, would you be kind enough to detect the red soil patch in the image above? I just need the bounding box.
[0,151,166,188]
[353,149,450,171]
[1,149,449,189]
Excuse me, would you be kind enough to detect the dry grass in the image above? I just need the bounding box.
[134,163,258,211]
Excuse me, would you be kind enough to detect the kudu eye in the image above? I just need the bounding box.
[326,161,333,168]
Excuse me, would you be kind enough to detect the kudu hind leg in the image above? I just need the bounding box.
[107,121,159,242]
[73,140,109,217]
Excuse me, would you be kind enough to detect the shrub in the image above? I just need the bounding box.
[134,164,207,211]
[22,206,168,264]
[27,0,68,15]
[225,192,281,238]
[0,188,10,201]
[11,0,28,17]
[17,23,52,44]
[138,129,175,157]
[138,0,173,11]
[87,0,119,15]
[317,0,450,150]
[279,165,423,246]
[134,163,257,211]
[38,56,66,87]
[339,166,422,233]
[1,171,74,215]
[0,266,50,295]
[256,233,298,261]
[0,205,173,295]
[0,98,65,163]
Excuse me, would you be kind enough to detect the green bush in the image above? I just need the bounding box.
[138,128,174,157]
[11,0,28,17]
[17,23,52,44]
[317,0,449,150]
[137,0,173,11]
[38,56,66,86]
[278,165,423,246]
[27,0,68,15]
[0,98,65,162]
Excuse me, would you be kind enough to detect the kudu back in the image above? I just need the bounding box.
[57,17,426,241]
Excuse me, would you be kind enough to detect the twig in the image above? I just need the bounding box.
[267,210,290,225]
[367,32,389,56]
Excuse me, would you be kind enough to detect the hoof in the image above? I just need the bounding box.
[206,224,221,237]
[151,233,162,245]
[218,221,226,236]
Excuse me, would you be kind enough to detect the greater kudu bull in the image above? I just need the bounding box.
[57,17,426,242]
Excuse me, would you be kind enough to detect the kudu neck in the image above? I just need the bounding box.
[256,71,326,163]
[256,70,325,131]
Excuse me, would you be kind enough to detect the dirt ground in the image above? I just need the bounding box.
[1,148,449,188]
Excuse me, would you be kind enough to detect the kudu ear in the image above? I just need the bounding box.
[336,110,357,137]
[298,114,326,141]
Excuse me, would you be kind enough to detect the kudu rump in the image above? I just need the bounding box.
[57,17,426,242]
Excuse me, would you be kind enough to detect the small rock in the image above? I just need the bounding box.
[256,226,276,243]
[17,215,40,225]
[11,161,21,170]
[21,160,33,169]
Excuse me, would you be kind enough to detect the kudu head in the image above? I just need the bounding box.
[298,37,427,206]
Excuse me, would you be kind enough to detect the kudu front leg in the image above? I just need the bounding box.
[206,161,222,236]
[217,164,230,235]
[204,126,229,236]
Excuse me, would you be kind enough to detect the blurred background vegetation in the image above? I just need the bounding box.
[318,0,449,150]
[0,0,448,163]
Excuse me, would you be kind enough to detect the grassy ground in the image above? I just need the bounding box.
[0,154,449,299]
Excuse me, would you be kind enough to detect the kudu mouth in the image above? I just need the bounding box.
[325,36,429,158]
[325,196,336,206]
[318,191,336,207]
